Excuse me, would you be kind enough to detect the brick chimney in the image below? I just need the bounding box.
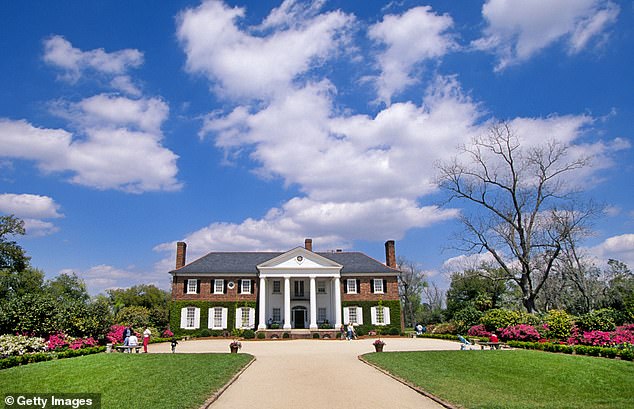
[304,238,313,252]
[385,240,396,269]
[176,242,187,269]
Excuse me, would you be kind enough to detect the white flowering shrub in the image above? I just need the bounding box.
[0,334,47,357]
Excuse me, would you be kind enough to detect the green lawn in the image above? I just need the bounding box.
[0,352,253,409]
[363,350,634,409]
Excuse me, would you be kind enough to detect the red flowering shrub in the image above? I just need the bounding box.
[68,337,98,350]
[499,324,541,342]
[47,333,69,351]
[162,329,173,338]
[467,325,492,338]
[106,325,126,344]
[568,324,634,347]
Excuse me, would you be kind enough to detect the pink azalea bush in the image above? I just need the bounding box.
[47,333,98,351]
[568,324,634,347]
[47,333,69,351]
[499,324,541,342]
[467,325,492,338]
[106,325,126,344]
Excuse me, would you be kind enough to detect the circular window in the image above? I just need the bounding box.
[227,281,235,289]
[297,256,303,262]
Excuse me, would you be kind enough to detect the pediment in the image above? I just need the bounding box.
[257,247,342,270]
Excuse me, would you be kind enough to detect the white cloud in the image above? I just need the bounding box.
[176,0,353,100]
[473,0,620,70]
[590,234,634,269]
[43,35,143,95]
[368,6,455,104]
[0,95,181,193]
[61,265,169,295]
[0,193,63,237]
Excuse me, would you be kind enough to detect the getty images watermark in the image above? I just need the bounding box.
[3,394,100,409]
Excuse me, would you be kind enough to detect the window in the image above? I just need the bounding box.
[272,308,281,322]
[294,280,305,297]
[343,306,363,326]
[371,306,391,326]
[241,279,251,294]
[187,279,197,294]
[346,279,357,294]
[180,307,200,329]
[318,307,327,322]
[214,279,224,294]
[213,307,223,328]
[208,307,227,329]
[272,280,281,294]
[187,307,196,327]
[242,308,250,327]
[373,279,384,294]
[348,307,357,324]
[235,307,254,329]
[317,280,326,294]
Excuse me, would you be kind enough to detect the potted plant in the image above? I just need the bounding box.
[229,340,242,353]
[373,339,385,352]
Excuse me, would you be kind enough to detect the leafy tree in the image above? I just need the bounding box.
[445,267,511,319]
[437,122,595,313]
[46,272,89,303]
[601,259,634,322]
[116,305,151,328]
[0,215,31,298]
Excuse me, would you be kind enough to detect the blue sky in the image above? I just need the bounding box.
[1,0,633,295]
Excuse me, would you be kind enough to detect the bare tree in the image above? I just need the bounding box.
[397,257,427,327]
[437,122,596,313]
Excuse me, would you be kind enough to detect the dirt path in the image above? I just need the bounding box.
[150,337,459,408]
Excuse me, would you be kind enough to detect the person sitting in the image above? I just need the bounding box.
[127,333,139,352]
[489,332,499,343]
[415,323,423,336]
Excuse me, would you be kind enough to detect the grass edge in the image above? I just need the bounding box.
[199,354,256,409]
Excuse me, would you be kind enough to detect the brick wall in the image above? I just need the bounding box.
[341,276,399,302]
[172,276,258,302]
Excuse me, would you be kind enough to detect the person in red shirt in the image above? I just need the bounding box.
[490,333,499,343]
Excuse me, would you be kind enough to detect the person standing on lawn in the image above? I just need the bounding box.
[143,327,151,353]
[123,326,132,346]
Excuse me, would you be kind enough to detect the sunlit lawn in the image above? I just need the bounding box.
[364,349,634,409]
[0,352,253,409]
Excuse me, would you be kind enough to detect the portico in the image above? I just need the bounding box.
[257,247,343,331]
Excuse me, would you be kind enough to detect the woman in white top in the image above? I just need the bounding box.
[143,328,151,353]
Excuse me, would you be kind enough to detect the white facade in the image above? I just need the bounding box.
[257,247,343,330]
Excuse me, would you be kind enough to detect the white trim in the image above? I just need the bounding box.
[240,279,251,294]
[186,279,197,294]
[214,279,224,294]
[209,307,227,330]
[181,306,200,329]
[346,279,357,294]
[373,279,384,294]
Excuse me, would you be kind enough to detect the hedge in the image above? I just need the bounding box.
[0,346,106,370]
[506,341,634,361]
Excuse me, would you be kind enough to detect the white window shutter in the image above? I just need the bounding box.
[221,308,228,329]
[248,308,255,327]
[343,307,350,324]
[235,308,242,329]
[384,307,391,325]
[357,307,363,325]
[208,308,214,329]
[180,308,188,328]
[370,306,377,325]
[194,308,200,329]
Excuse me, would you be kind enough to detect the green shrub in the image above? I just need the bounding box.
[116,306,150,328]
[242,330,255,339]
[617,348,634,361]
[430,322,457,335]
[312,333,320,339]
[453,306,483,334]
[576,309,617,332]
[282,332,290,339]
[544,310,574,339]
[388,327,400,336]
[355,326,367,337]
[256,332,265,339]
[480,309,521,331]
[199,329,211,337]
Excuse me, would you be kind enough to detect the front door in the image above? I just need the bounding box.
[294,309,305,329]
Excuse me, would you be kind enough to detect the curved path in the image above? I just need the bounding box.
[149,337,460,409]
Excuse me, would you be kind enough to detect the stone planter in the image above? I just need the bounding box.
[374,344,384,352]
[230,346,239,353]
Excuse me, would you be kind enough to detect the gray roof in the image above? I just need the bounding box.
[171,251,398,275]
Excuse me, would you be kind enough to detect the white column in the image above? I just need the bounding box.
[334,277,342,329]
[283,276,291,329]
[258,277,266,330]
[309,276,317,330]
